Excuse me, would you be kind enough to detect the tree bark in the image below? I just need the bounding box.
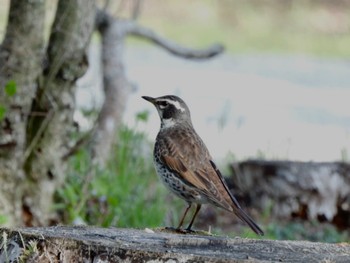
[0,0,95,226]
[0,0,45,226]
[23,0,95,226]
[1,226,349,262]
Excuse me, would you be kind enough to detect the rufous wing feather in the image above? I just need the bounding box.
[162,155,233,210]
[162,155,208,190]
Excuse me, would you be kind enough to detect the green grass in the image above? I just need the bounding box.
[56,117,168,228]
[262,221,349,243]
[221,218,349,243]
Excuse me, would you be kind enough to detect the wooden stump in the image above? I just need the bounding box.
[0,226,350,262]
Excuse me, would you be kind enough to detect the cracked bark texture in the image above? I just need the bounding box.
[0,0,95,226]
[0,0,46,226]
[1,226,349,262]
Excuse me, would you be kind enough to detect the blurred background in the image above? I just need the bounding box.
[78,0,350,162]
[1,0,349,242]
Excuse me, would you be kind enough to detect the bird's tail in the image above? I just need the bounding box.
[209,160,264,236]
[234,207,264,236]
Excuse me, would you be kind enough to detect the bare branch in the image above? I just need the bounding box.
[96,9,224,59]
[127,22,225,59]
[62,128,95,161]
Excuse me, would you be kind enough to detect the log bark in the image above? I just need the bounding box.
[229,160,350,229]
[0,226,349,262]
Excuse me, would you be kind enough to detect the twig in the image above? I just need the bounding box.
[62,128,95,161]
[23,109,54,163]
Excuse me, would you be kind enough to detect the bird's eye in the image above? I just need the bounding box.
[158,101,169,108]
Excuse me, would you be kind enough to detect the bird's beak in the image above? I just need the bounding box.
[142,96,156,104]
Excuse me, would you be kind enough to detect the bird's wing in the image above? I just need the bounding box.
[162,155,208,191]
[162,154,233,211]
[209,160,243,209]
[159,132,234,209]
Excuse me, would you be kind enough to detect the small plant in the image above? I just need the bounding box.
[19,240,39,263]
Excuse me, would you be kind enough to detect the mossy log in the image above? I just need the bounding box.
[0,226,349,262]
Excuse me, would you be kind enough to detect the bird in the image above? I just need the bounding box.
[142,95,264,236]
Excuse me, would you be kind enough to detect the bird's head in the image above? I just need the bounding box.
[142,95,192,128]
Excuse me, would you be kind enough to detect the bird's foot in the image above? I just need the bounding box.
[164,226,195,234]
[184,227,195,233]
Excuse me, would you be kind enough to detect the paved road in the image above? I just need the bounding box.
[77,46,350,162]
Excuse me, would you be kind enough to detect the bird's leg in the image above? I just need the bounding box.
[176,203,192,230]
[186,204,201,231]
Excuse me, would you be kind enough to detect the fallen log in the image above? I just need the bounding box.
[0,226,349,262]
[230,160,350,229]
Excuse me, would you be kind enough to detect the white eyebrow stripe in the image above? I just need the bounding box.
[161,99,186,112]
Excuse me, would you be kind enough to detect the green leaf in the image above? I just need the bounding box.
[136,110,149,122]
[0,105,6,121]
[5,80,17,97]
[0,214,8,224]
